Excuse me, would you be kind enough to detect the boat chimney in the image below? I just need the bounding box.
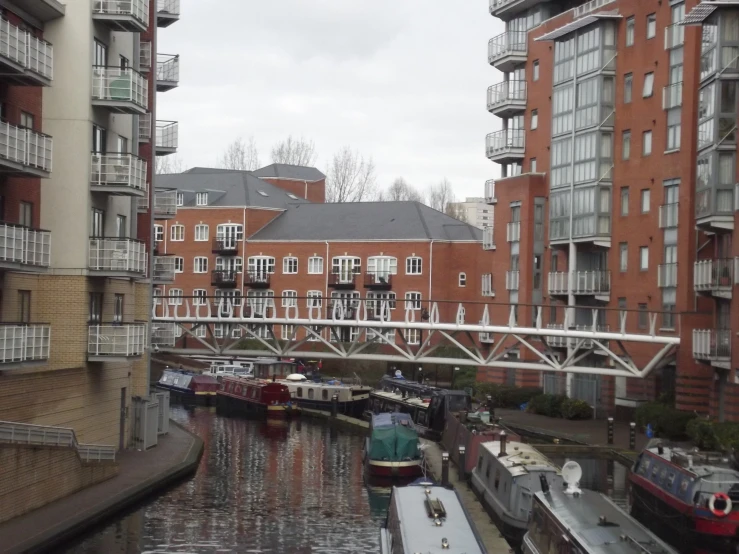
[402,390,407,399]
[657,445,664,455]
[539,473,550,494]
[498,431,507,457]
[688,455,693,469]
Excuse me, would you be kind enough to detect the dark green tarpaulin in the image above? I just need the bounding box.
[368,426,419,461]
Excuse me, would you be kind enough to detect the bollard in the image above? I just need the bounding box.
[629,422,636,450]
[331,394,338,418]
[607,417,614,445]
[441,452,450,487]
[458,446,466,482]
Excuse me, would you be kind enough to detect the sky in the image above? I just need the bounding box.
[156,0,506,200]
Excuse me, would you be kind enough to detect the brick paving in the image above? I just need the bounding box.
[0,422,202,554]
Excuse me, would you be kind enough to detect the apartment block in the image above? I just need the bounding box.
[448,196,494,229]
[483,0,739,420]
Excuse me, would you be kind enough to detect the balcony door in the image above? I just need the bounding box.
[91,208,105,238]
[332,256,360,283]
[93,125,107,154]
[367,256,397,281]
[246,256,271,279]
[216,224,242,249]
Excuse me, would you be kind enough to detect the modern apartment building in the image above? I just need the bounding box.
[448,196,494,229]
[483,0,739,420]
[0,0,181,523]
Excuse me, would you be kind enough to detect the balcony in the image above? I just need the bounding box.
[157,0,180,27]
[658,203,678,228]
[0,122,52,178]
[507,221,521,242]
[696,187,734,232]
[90,153,147,197]
[88,237,146,278]
[92,66,148,114]
[664,23,684,50]
[15,0,65,22]
[657,263,678,288]
[547,271,611,299]
[364,272,393,290]
[139,113,151,142]
[489,0,542,19]
[486,129,525,164]
[92,0,149,32]
[482,273,495,297]
[694,259,733,299]
[153,255,176,284]
[153,188,177,219]
[156,54,179,92]
[485,179,497,204]
[0,223,50,271]
[0,19,53,86]
[483,226,495,250]
[329,271,357,289]
[663,82,682,110]
[0,324,50,367]
[212,270,237,288]
[505,270,519,291]
[693,329,731,368]
[140,41,152,73]
[155,120,178,155]
[488,31,527,73]
[212,236,239,255]
[88,323,146,362]
[245,271,270,289]
[487,81,526,118]
[545,324,609,352]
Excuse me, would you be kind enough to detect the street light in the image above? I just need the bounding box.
[418,366,423,384]
[451,366,460,389]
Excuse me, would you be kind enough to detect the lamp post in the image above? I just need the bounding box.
[451,366,460,389]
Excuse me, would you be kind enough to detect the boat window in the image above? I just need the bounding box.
[651,464,659,479]
[680,479,689,494]
[308,388,314,399]
[638,458,650,475]
[477,456,483,470]
[297,387,303,398]
[666,472,675,488]
[322,389,328,400]
[495,470,501,490]
[485,462,490,479]
[659,467,668,484]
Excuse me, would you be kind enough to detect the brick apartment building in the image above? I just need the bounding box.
[151,166,489,348]
[0,0,182,523]
[483,0,739,420]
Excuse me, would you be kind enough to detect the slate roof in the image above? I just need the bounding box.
[251,163,326,181]
[249,202,482,241]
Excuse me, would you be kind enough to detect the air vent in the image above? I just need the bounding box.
[424,493,447,519]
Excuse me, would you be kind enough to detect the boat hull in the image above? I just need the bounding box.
[292,396,368,418]
[365,458,423,478]
[470,472,527,546]
[217,392,299,419]
[156,385,216,406]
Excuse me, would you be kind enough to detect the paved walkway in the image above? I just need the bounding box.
[0,422,203,554]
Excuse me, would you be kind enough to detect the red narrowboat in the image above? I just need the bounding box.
[217,376,299,418]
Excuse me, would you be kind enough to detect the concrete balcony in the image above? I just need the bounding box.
[88,323,146,362]
[90,153,147,197]
[157,0,180,27]
[92,0,149,32]
[0,122,52,177]
[153,188,177,219]
[693,329,731,368]
[487,80,526,118]
[482,273,495,297]
[155,120,178,155]
[140,40,152,73]
[658,203,678,228]
[505,270,519,291]
[483,226,495,250]
[664,23,684,50]
[0,19,53,86]
[0,324,50,367]
[15,0,65,22]
[663,82,682,110]
[488,31,527,73]
[153,255,176,284]
[507,221,521,242]
[545,324,609,351]
[92,66,148,114]
[0,223,50,270]
[694,259,733,299]
[658,263,678,288]
[212,270,237,288]
[547,271,611,299]
[88,237,147,278]
[156,54,179,92]
[485,179,497,204]
[486,129,525,164]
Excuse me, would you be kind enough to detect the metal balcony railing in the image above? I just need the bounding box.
[156,120,178,151]
[0,223,51,268]
[505,270,519,291]
[658,203,678,228]
[157,0,180,26]
[488,31,527,64]
[486,129,525,159]
[88,237,147,275]
[139,113,151,142]
[88,323,146,359]
[0,420,115,462]
[153,188,177,218]
[212,270,237,288]
[548,272,568,295]
[90,153,147,194]
[658,263,678,287]
[548,271,611,295]
[573,0,615,17]
[364,272,393,288]
[92,0,149,29]
[91,66,148,111]
[0,18,53,83]
[664,23,684,50]
[487,80,526,110]
[139,40,152,72]
[153,255,175,283]
[212,236,239,254]
[507,221,521,242]
[483,226,495,250]
[245,271,271,288]
[485,179,496,204]
[663,82,683,110]
[0,324,50,364]
[156,54,179,89]
[694,259,734,292]
[693,329,731,360]
[489,0,518,14]
[329,271,358,288]
[482,273,494,297]
[0,121,53,174]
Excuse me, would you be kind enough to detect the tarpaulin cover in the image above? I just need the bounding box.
[368,423,419,461]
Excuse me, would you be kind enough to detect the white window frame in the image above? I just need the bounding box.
[154,224,164,242]
[215,289,242,306]
[459,272,467,287]
[194,325,206,338]
[176,192,184,206]
[193,289,207,305]
[216,256,243,273]
[367,256,398,278]
[168,289,183,306]
[170,224,184,242]
[640,246,649,271]
[626,17,635,46]
[641,189,651,213]
[283,256,298,274]
[282,290,298,308]
[642,72,654,98]
[533,60,539,81]
[404,292,422,310]
[331,256,361,282]
[404,328,421,345]
[193,256,208,274]
[307,325,323,342]
[194,224,209,242]
[308,256,324,274]
[646,13,656,39]
[307,290,323,308]
[531,109,538,130]
[643,130,653,156]
[281,324,296,341]
[247,256,275,275]
[367,292,397,318]
[196,192,208,206]
[153,287,162,306]
[620,243,628,272]
[174,256,184,273]
[406,256,422,275]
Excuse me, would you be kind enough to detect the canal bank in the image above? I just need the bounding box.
[0,421,203,554]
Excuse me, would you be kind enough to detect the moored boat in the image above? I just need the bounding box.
[202,363,254,380]
[364,413,423,478]
[380,480,488,553]
[156,369,219,405]
[217,375,299,418]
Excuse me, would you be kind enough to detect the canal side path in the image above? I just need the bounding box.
[0,421,203,554]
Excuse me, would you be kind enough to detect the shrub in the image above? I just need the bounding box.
[687,419,739,451]
[560,398,594,420]
[474,384,542,409]
[635,401,696,440]
[527,394,567,418]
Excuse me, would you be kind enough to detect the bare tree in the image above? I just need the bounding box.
[326,146,377,203]
[219,136,260,170]
[385,177,423,202]
[445,202,469,223]
[155,155,186,174]
[426,178,456,213]
[270,135,318,166]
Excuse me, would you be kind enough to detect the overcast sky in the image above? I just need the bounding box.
[157,0,506,200]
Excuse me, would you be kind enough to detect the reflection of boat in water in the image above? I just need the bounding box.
[260,419,289,439]
[156,369,219,405]
[217,376,300,418]
[363,413,423,478]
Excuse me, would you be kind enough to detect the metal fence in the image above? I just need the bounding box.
[0,223,51,267]
[0,324,50,364]
[92,66,148,110]
[0,121,53,173]
[0,420,115,462]
[0,18,53,81]
[88,237,147,274]
[88,324,147,357]
[92,0,150,27]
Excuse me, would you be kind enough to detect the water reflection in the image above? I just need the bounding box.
[64,406,382,553]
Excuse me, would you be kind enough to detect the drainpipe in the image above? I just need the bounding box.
[325,240,330,304]
[428,240,435,309]
[304,180,308,200]
[242,208,247,294]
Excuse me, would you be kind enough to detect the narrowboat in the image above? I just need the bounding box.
[523,461,676,554]
[471,434,563,546]
[380,480,488,554]
[202,363,254,380]
[156,369,219,405]
[630,439,739,553]
[364,413,423,478]
[217,375,299,418]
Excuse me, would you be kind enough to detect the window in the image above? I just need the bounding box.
[19,201,32,227]
[176,192,184,206]
[667,108,681,151]
[620,187,629,216]
[117,136,128,154]
[640,246,649,270]
[92,124,106,153]
[111,294,124,323]
[307,291,323,308]
[638,303,648,329]
[94,40,107,66]
[533,60,539,81]
[282,290,298,308]
[170,224,184,241]
[406,256,422,275]
[405,292,422,310]
[404,329,421,345]
[116,215,126,238]
[531,109,538,129]
[194,257,208,273]
[18,290,31,323]
[641,189,651,213]
[168,289,183,306]
[20,111,34,130]
[283,256,298,274]
[367,256,398,278]
[119,55,128,70]
[88,292,102,323]
[624,73,633,104]
[626,17,635,46]
[643,131,653,156]
[620,243,628,272]
[215,289,242,306]
[193,290,207,305]
[91,208,104,237]
[646,14,656,39]
[247,256,276,275]
[154,224,164,242]
[196,192,208,206]
[194,326,207,338]
[530,158,537,173]
[281,325,295,341]
[643,73,654,97]
[459,272,466,287]
[194,224,209,241]
[216,256,243,273]
[308,256,324,274]
[622,130,631,160]
[174,257,184,273]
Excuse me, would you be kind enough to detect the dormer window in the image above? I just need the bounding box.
[196,192,208,206]
[176,192,184,206]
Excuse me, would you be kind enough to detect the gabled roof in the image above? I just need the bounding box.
[248,201,482,241]
[251,163,326,181]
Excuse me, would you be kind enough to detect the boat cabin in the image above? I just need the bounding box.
[254,360,297,380]
[220,375,291,406]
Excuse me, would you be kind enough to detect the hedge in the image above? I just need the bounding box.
[473,383,543,409]
[686,419,739,451]
[634,401,697,440]
[526,394,594,420]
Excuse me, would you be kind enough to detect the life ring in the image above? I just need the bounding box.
[708,492,732,517]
